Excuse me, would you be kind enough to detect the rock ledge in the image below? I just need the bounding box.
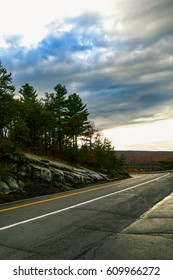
[0,153,130,202]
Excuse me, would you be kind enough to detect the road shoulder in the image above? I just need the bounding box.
[94,191,173,259]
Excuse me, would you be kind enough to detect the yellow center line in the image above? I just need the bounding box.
[0,181,120,213]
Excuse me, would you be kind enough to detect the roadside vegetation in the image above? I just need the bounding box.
[0,60,125,174]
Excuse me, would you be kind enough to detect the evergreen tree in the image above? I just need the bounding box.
[49,84,68,152]
[19,83,37,104]
[0,61,15,138]
[11,119,30,151]
[19,83,43,149]
[39,100,57,154]
[66,93,89,162]
[81,121,97,151]
[0,61,122,174]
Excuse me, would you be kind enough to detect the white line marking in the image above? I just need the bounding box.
[0,173,169,231]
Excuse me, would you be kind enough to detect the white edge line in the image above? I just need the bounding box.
[0,173,169,231]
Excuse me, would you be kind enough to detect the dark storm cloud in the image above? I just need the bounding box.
[1,2,173,129]
[86,81,173,128]
[113,0,173,47]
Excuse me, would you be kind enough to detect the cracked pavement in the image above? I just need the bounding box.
[0,173,173,259]
[88,192,173,260]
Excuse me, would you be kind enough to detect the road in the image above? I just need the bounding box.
[0,172,173,260]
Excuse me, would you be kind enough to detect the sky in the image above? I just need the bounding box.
[0,0,173,151]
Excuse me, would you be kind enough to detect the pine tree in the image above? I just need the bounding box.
[44,84,68,152]
[11,119,30,151]
[53,84,68,151]
[19,83,43,149]
[66,93,89,162]
[0,61,15,138]
[19,83,37,104]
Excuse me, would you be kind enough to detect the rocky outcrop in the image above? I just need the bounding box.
[0,153,130,198]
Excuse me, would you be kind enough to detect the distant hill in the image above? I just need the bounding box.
[116,150,173,172]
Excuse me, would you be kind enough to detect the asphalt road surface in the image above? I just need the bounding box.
[0,172,173,260]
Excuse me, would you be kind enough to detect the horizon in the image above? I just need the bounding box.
[1,0,173,151]
[116,150,173,152]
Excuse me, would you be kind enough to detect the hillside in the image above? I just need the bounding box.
[0,152,130,204]
[116,150,173,172]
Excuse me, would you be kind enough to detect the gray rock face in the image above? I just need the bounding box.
[0,181,10,193]
[0,153,105,194]
[0,153,129,195]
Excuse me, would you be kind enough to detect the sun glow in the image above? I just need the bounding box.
[0,0,114,47]
[103,118,173,151]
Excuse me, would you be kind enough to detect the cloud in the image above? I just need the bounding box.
[1,2,173,131]
[111,0,173,46]
[1,13,106,89]
[3,35,23,47]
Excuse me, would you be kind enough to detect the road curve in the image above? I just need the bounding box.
[0,172,173,259]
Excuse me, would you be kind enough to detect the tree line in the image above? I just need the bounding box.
[0,60,125,172]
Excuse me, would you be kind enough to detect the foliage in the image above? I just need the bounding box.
[159,159,173,169]
[10,119,30,150]
[0,60,125,171]
[0,61,15,137]
[79,131,123,172]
